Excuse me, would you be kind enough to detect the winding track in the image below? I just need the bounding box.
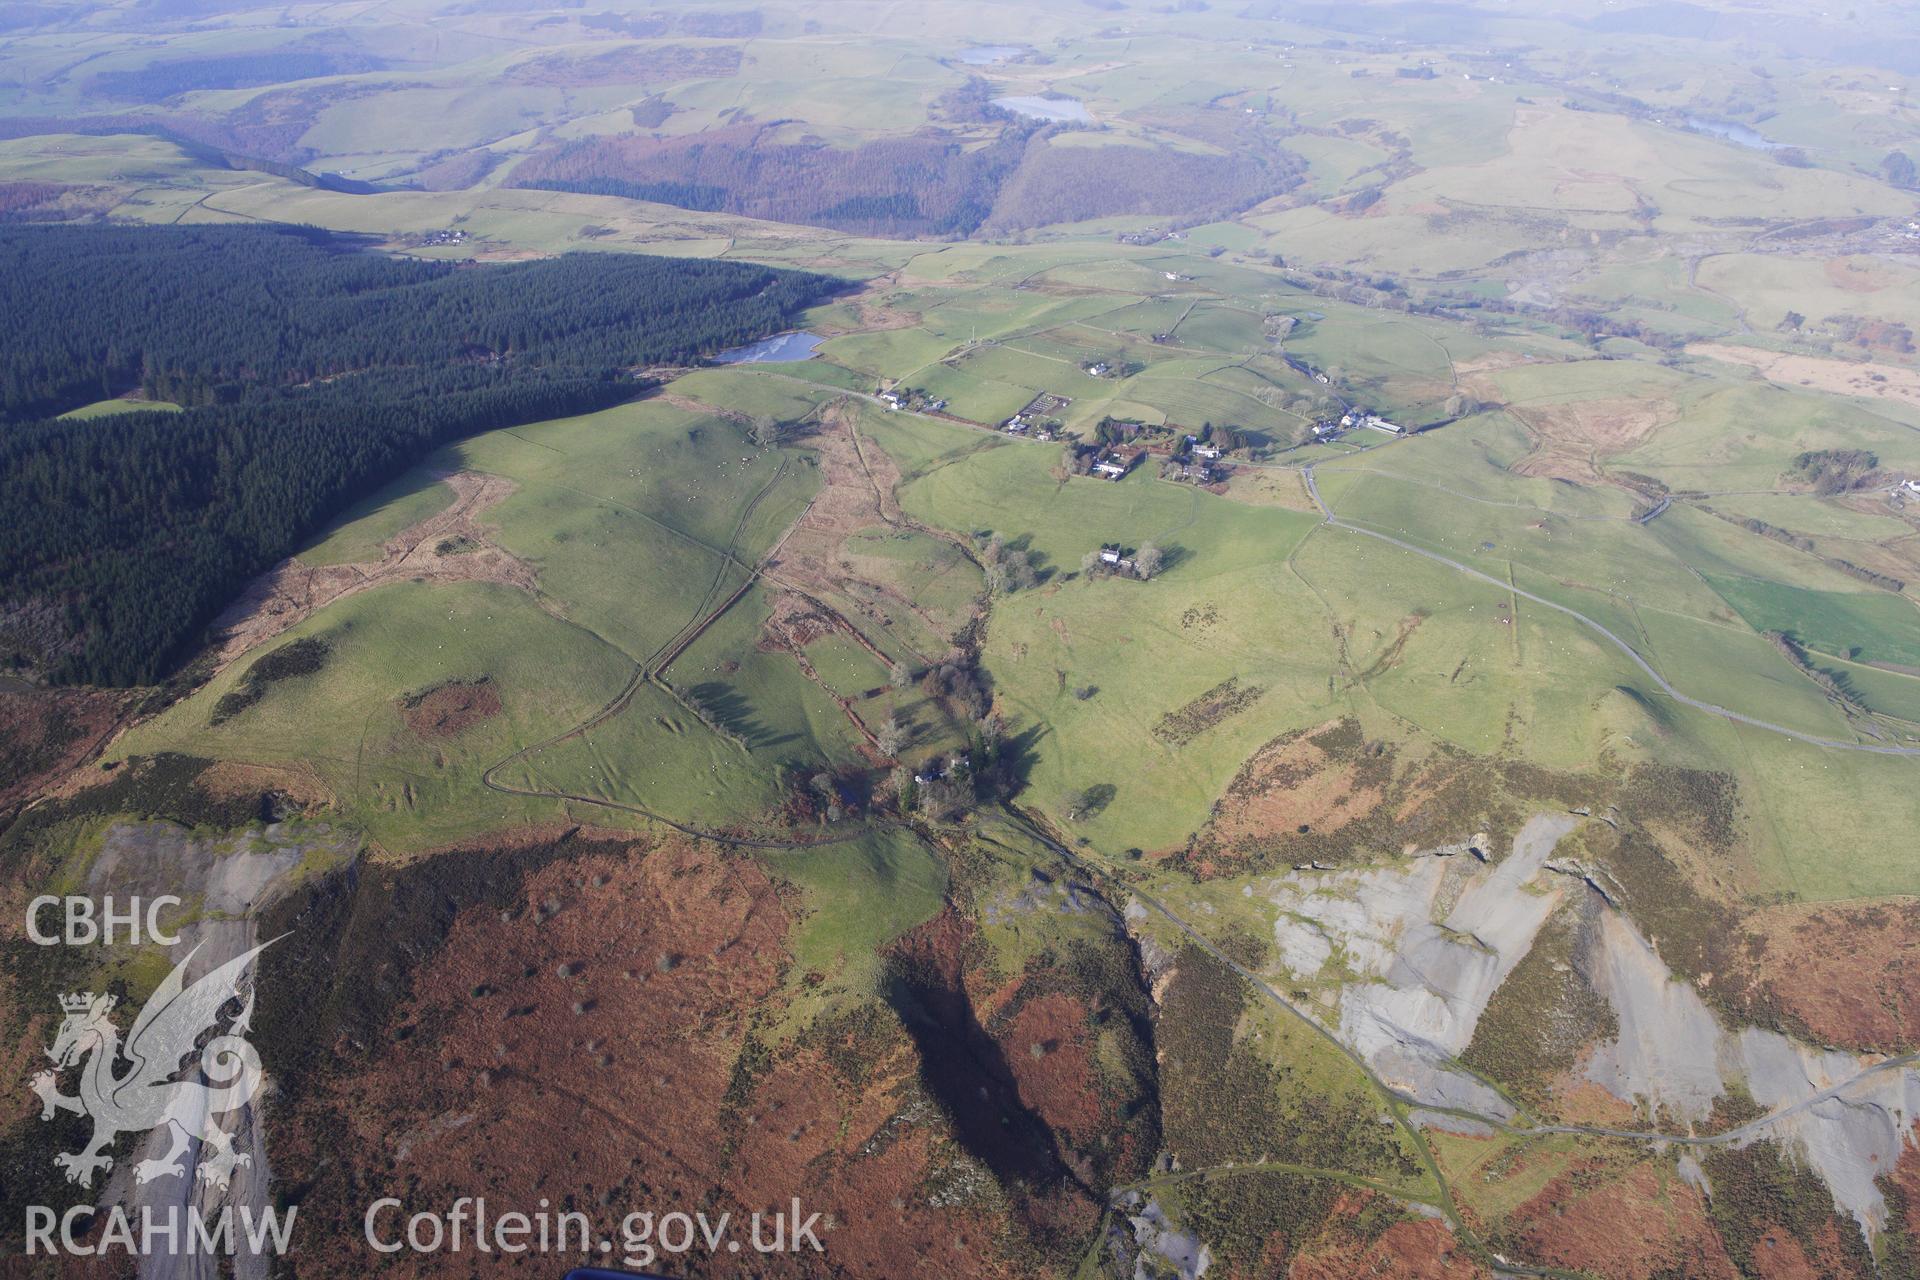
[476,402,972,851]
[475,455,890,850]
[1301,465,1920,757]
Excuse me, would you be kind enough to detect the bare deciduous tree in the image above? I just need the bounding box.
[748,414,783,448]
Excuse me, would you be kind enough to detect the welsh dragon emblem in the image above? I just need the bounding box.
[30,940,272,1190]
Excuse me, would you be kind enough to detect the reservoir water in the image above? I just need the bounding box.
[1683,116,1788,151]
[992,95,1093,123]
[712,331,825,364]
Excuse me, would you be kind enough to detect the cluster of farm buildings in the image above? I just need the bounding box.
[877,387,948,413]
[1313,410,1405,441]
[1063,419,1243,485]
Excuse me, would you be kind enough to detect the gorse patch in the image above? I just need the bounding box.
[210,636,333,727]
[1151,677,1267,746]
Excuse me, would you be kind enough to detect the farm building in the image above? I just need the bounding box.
[913,752,967,785]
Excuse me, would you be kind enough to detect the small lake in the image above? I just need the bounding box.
[712,331,825,364]
[1683,116,1789,151]
[992,95,1093,123]
[958,45,1027,65]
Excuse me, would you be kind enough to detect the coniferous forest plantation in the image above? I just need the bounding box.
[0,225,838,683]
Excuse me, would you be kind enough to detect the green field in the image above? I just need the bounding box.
[297,469,457,566]
[112,580,635,848]
[1704,574,1920,667]
[894,442,1333,849]
[55,397,182,421]
[114,394,839,845]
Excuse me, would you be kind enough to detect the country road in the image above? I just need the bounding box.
[1300,466,1920,757]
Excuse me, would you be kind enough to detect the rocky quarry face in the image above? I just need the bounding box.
[1262,812,1920,1243]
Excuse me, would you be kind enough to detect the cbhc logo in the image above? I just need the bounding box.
[26,896,182,946]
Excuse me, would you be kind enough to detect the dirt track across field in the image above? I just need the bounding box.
[760,401,975,668]
[208,471,536,674]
